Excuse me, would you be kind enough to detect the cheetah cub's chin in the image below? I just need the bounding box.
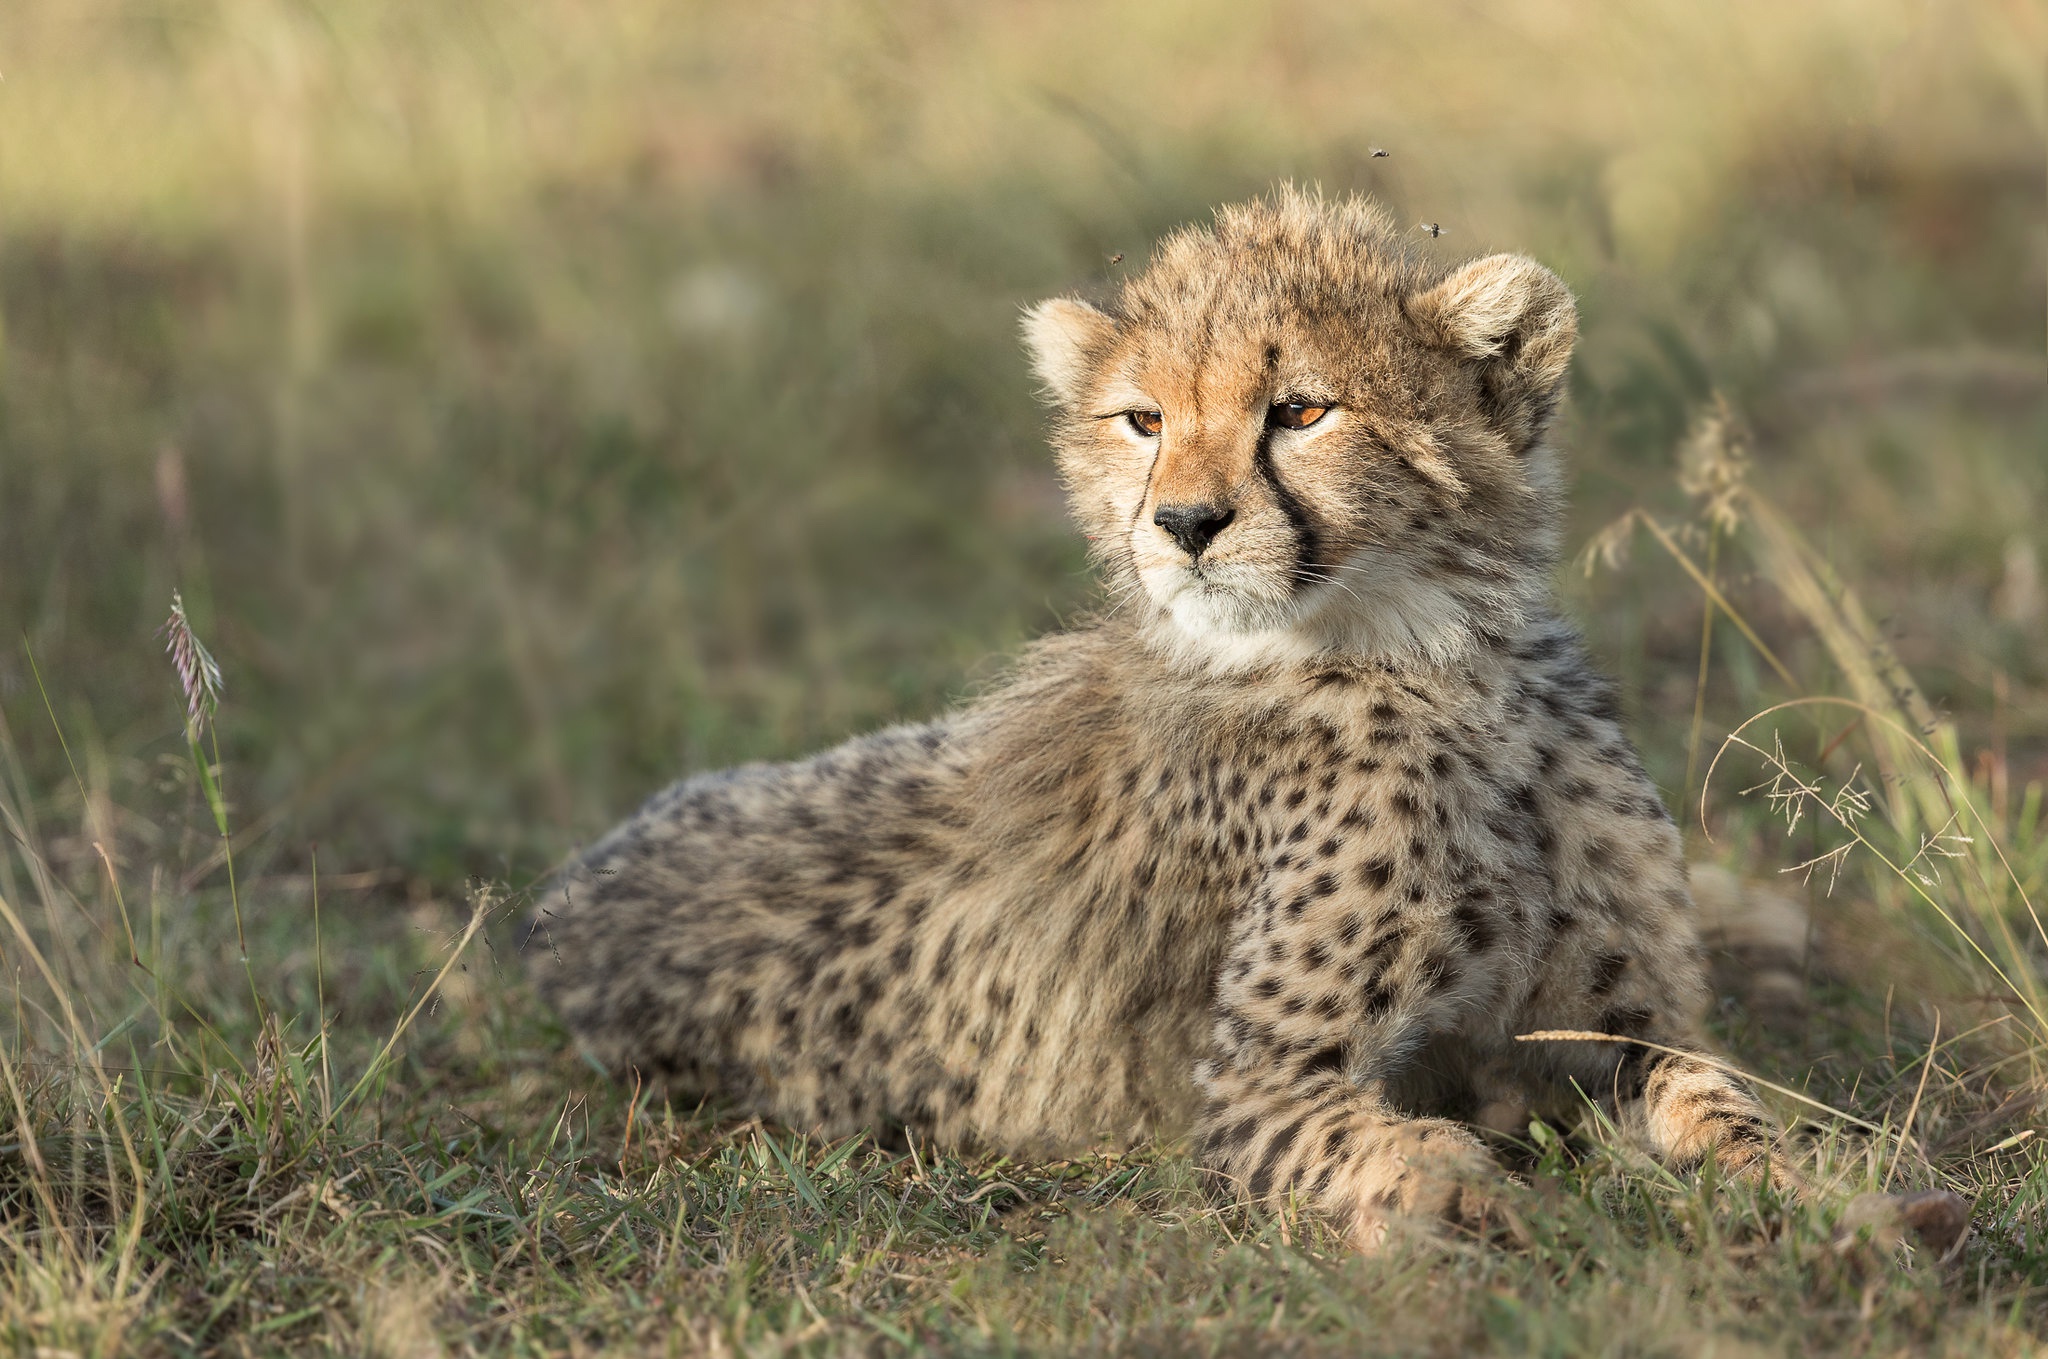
[536,189,1799,1251]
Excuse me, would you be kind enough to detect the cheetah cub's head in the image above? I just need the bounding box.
[1022,190,1576,671]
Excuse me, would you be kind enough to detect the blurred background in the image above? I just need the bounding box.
[1,0,2042,895]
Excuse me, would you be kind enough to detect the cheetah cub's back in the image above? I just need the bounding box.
[535,189,1793,1250]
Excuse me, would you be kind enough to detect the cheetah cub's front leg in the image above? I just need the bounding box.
[1505,717,1803,1197]
[1194,869,1516,1250]
[1517,989,1802,1196]
[1197,1062,1500,1250]
[1519,976,1803,1196]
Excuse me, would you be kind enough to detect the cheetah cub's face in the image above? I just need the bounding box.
[1023,192,1578,670]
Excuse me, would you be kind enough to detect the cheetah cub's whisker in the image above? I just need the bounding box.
[535,189,1796,1251]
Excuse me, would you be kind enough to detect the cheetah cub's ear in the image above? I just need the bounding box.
[1413,255,1579,438]
[1021,298,1117,409]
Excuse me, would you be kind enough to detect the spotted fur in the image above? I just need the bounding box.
[534,190,1791,1249]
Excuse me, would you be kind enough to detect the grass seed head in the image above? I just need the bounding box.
[1677,394,1752,534]
[158,590,224,742]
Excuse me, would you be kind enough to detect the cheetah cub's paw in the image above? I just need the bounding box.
[1334,1119,1521,1252]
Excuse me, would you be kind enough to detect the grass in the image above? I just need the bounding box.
[4,850,2048,1355]
[1,0,2045,1352]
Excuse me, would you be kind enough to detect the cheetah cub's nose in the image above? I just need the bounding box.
[1153,502,1235,558]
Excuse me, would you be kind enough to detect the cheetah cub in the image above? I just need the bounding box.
[536,191,1791,1248]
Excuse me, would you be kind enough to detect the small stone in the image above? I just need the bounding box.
[1838,1189,1973,1259]
[1896,1189,1973,1258]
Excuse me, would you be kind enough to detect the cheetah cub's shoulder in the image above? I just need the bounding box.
[536,190,1790,1250]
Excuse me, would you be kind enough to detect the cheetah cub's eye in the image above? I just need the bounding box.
[1269,400,1330,430]
[1125,410,1163,437]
